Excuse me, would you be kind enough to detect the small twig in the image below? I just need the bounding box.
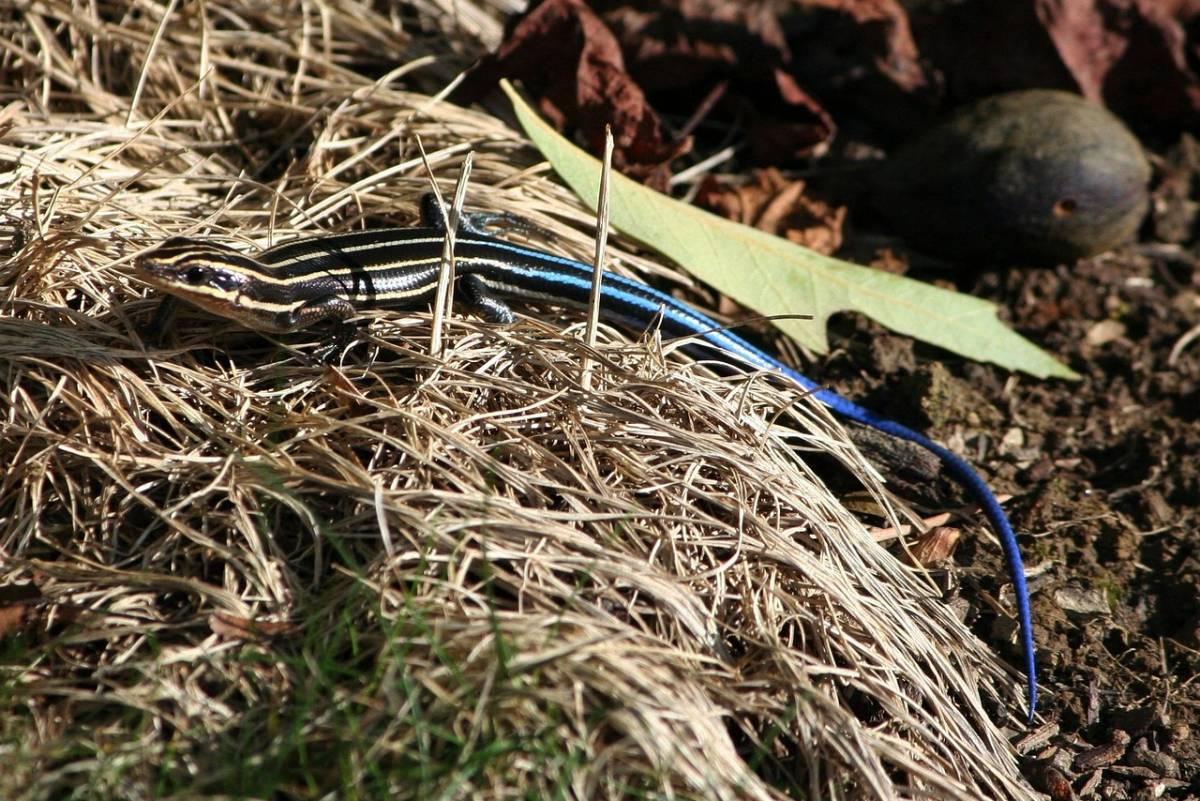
[582,126,614,391]
[418,138,472,358]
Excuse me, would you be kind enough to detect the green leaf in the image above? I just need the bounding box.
[500,80,1078,380]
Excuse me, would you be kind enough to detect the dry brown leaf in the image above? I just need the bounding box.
[458,0,690,189]
[802,0,928,91]
[694,168,846,254]
[1038,0,1200,128]
[902,525,962,568]
[599,0,839,160]
[917,0,1200,132]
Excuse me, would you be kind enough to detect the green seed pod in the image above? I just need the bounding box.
[872,90,1151,265]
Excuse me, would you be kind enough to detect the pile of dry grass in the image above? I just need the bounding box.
[0,2,1037,799]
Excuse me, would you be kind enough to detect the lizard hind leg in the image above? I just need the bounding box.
[458,273,516,325]
[418,192,548,240]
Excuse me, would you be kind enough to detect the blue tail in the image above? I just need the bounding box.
[787,367,1038,722]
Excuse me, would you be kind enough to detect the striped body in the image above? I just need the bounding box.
[136,223,1038,721]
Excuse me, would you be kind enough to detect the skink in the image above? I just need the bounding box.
[135,196,1037,720]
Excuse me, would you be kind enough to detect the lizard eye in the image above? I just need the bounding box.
[184,266,209,285]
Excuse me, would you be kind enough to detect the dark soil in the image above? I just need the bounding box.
[807,136,1200,799]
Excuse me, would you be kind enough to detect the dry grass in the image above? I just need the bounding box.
[0,2,1036,799]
